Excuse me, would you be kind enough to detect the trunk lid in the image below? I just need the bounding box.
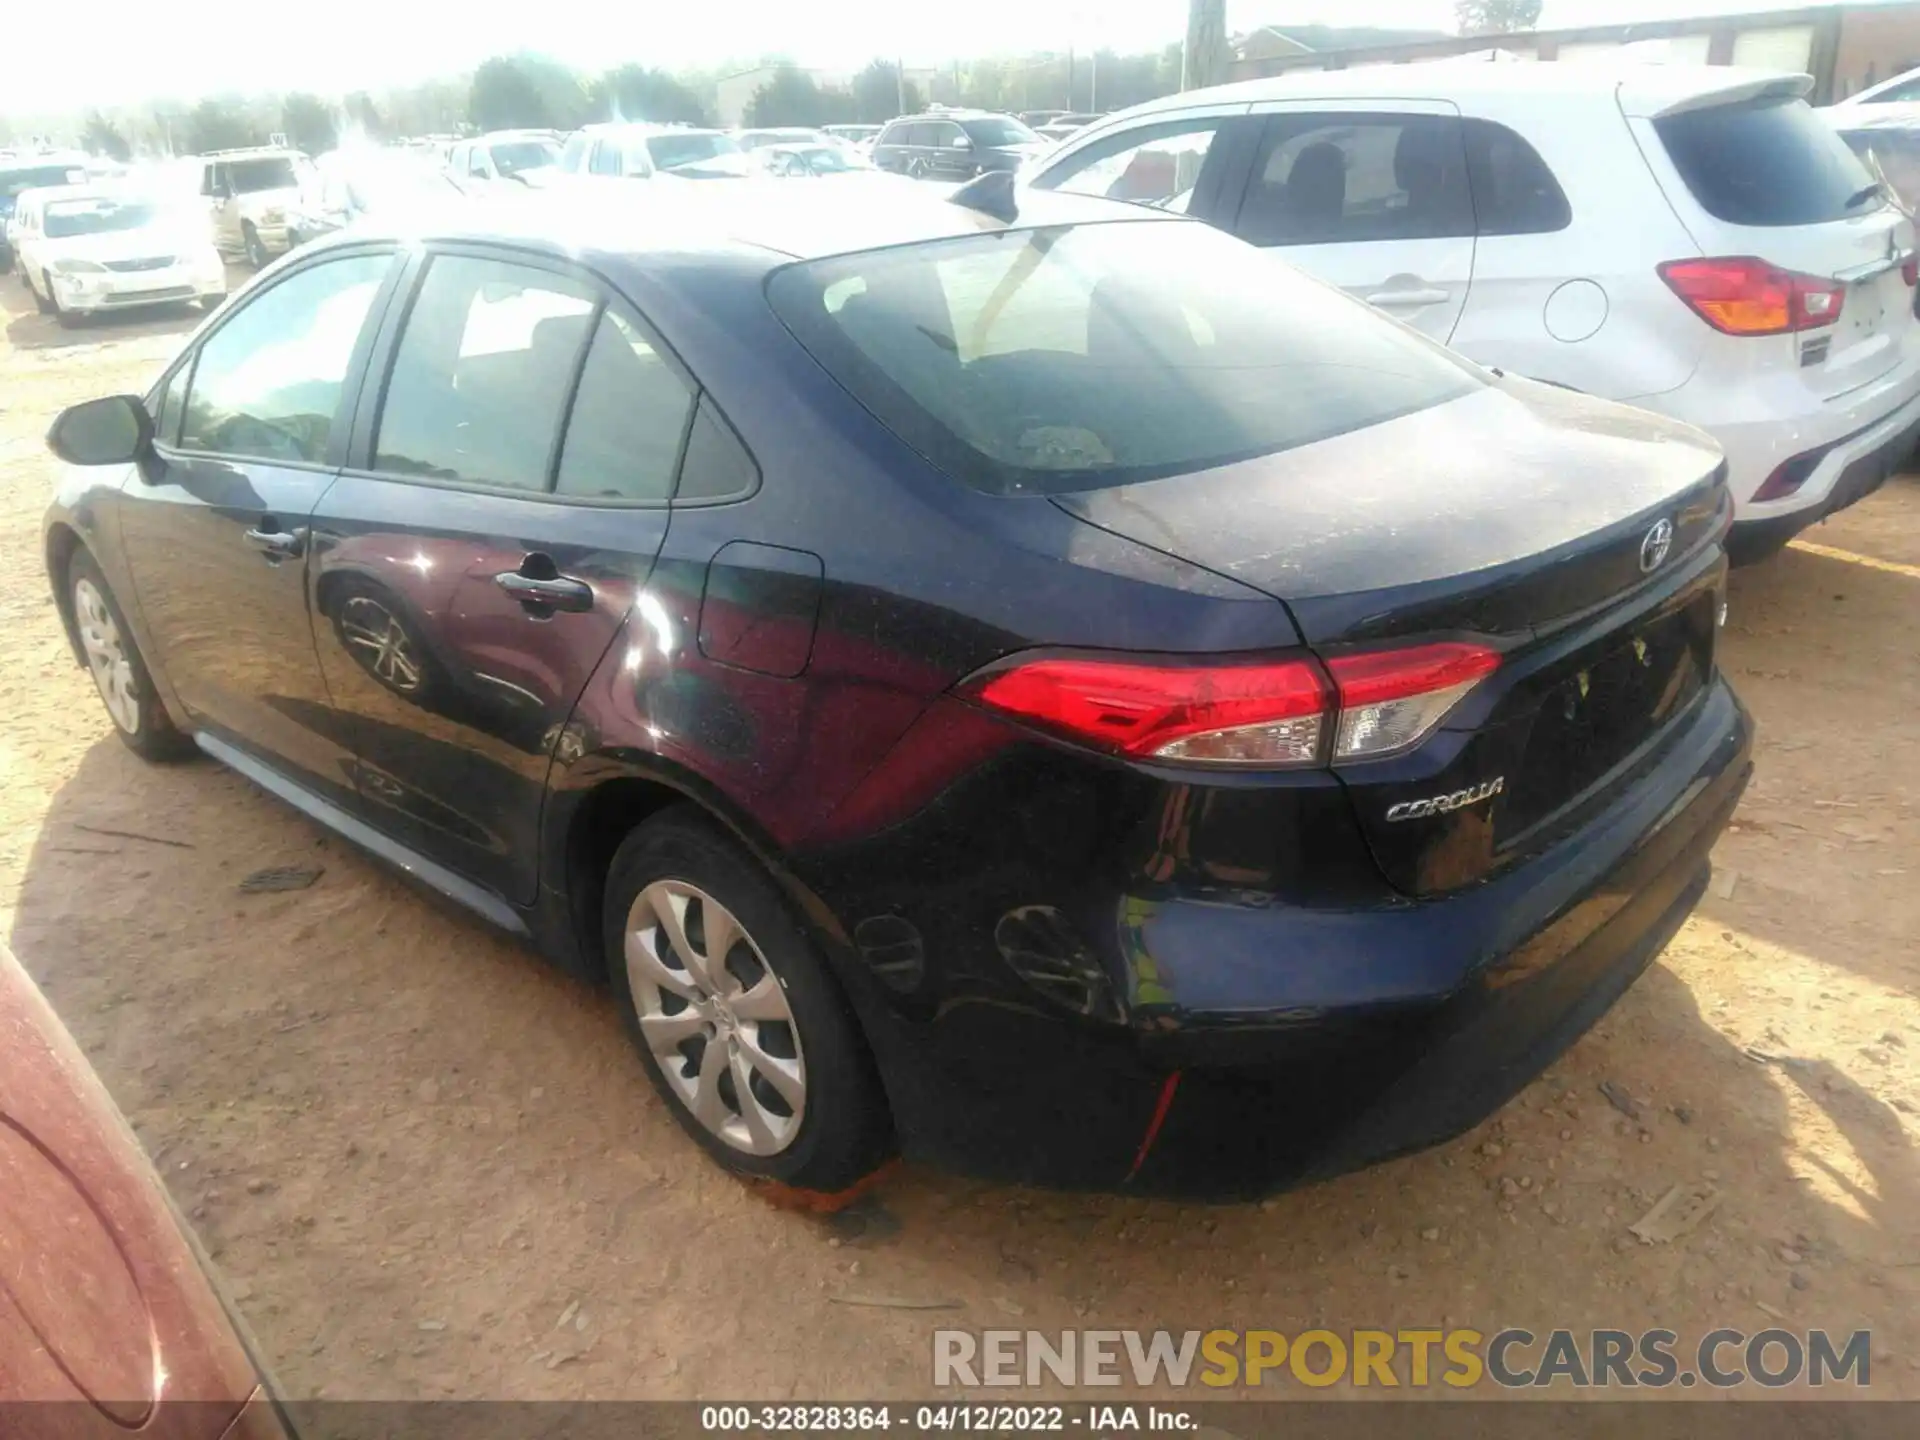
[1053,378,1730,895]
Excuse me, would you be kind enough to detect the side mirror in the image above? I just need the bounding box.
[951,134,973,150]
[48,395,153,467]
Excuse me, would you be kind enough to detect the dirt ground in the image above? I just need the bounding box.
[2,272,1917,1404]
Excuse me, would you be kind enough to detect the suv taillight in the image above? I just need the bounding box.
[961,644,1499,768]
[1659,257,1845,336]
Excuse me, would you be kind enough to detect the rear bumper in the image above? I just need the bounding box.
[1726,404,1920,563]
[861,676,1751,1198]
[1660,349,1920,520]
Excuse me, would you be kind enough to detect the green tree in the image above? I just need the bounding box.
[81,111,132,161]
[281,93,337,155]
[469,54,589,132]
[185,98,261,154]
[592,64,711,126]
[744,65,853,127]
[1455,0,1542,35]
[850,60,922,123]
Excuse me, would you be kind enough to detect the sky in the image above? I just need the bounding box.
[5,0,1858,115]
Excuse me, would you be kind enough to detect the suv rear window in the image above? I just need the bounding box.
[1654,96,1879,227]
[767,219,1479,496]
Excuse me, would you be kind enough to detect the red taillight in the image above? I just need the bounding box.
[1326,643,1502,761]
[962,643,1500,768]
[964,656,1330,766]
[1658,256,1844,335]
[1903,256,1919,288]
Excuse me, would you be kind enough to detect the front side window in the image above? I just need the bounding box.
[1040,119,1225,211]
[1235,113,1473,247]
[590,139,622,176]
[962,117,1040,147]
[555,309,695,501]
[768,220,1478,496]
[180,252,391,464]
[374,254,596,491]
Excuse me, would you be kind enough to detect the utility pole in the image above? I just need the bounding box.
[1067,46,1075,111]
[1182,0,1228,92]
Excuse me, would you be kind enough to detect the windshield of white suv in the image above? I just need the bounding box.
[963,117,1041,148]
[768,219,1480,496]
[1655,96,1881,226]
[489,140,560,176]
[228,157,302,194]
[646,132,743,170]
[43,198,161,238]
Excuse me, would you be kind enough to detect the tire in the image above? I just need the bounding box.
[243,223,269,270]
[30,269,53,314]
[604,810,891,1192]
[66,550,195,762]
[200,292,227,314]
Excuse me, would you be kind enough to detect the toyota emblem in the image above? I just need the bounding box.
[1639,518,1674,573]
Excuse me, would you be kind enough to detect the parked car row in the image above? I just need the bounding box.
[1025,62,1920,560]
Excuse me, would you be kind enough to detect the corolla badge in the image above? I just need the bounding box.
[1385,776,1504,823]
[1639,518,1675,574]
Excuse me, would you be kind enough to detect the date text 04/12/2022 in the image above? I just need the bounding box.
[699,1405,1197,1431]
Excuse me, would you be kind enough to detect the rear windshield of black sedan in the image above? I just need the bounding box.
[767,219,1480,495]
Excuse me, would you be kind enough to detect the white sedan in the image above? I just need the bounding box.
[14,186,225,325]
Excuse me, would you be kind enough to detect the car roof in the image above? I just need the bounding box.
[331,179,1175,267]
[1103,59,1812,122]
[196,147,301,161]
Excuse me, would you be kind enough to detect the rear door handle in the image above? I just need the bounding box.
[244,525,305,560]
[1366,286,1451,308]
[495,569,594,613]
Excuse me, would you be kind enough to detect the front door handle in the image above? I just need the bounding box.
[1366,286,1451,308]
[495,563,594,613]
[244,524,306,560]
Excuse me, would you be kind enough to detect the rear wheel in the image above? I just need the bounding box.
[30,268,53,314]
[604,811,891,1192]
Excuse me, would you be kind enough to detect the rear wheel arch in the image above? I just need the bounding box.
[559,763,847,984]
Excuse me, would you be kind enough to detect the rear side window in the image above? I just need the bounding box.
[1235,113,1473,247]
[1463,119,1570,235]
[768,220,1479,496]
[555,309,695,501]
[1655,96,1878,227]
[675,396,759,501]
[375,255,596,491]
[180,253,390,464]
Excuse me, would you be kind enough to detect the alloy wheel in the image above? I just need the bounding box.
[624,880,807,1156]
[74,578,140,734]
[339,597,424,694]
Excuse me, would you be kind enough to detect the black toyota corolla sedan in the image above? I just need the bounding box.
[42,181,1752,1199]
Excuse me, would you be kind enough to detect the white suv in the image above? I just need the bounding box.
[1028,63,1920,562]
